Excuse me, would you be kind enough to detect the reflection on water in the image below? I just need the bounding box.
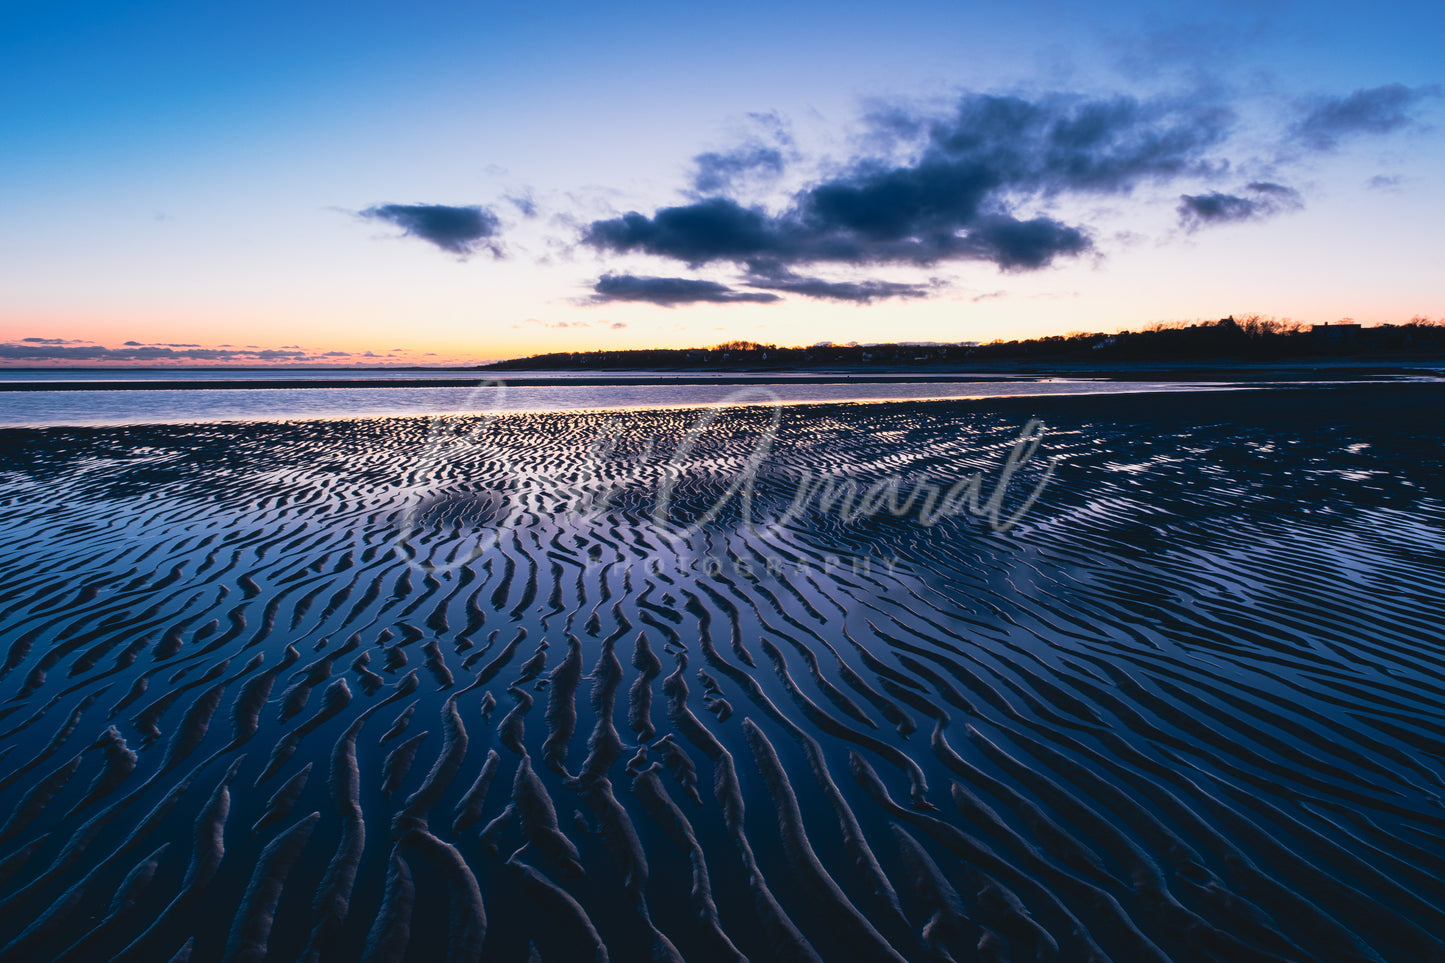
[1,379,1241,426]
[2,387,1445,954]
[1,386,1443,961]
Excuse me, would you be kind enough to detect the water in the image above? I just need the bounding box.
[0,367,500,384]
[0,377,1245,426]
[0,367,1036,385]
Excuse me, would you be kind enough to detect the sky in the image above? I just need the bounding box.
[1,0,1441,365]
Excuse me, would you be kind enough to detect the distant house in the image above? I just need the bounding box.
[1312,321,1361,346]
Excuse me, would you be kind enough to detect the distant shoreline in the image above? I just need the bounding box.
[1,359,1441,391]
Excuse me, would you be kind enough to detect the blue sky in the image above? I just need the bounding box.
[1,0,1441,363]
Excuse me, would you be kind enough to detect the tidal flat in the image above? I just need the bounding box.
[0,383,1442,962]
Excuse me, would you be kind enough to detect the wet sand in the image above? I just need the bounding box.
[0,383,1443,961]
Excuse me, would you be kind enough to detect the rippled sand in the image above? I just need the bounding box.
[0,385,1442,962]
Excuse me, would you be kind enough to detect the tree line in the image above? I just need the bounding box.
[481,316,1443,369]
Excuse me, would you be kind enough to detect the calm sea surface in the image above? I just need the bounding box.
[0,374,1245,426]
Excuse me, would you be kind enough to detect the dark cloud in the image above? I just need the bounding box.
[1177,181,1301,231]
[1177,192,1256,225]
[742,263,933,303]
[1290,84,1439,150]
[0,339,412,364]
[1243,181,1296,197]
[692,145,788,195]
[691,111,794,195]
[949,215,1093,270]
[587,92,1231,279]
[359,203,502,256]
[0,342,315,362]
[587,200,773,265]
[1367,174,1402,191]
[585,197,1093,273]
[610,321,627,329]
[589,274,782,307]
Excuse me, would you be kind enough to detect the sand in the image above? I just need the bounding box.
[0,383,1442,961]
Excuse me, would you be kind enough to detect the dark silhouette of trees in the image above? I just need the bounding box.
[481,317,1443,370]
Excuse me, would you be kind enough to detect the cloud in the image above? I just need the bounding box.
[586,92,1232,279]
[1178,192,1253,225]
[1244,181,1297,197]
[610,321,627,329]
[585,197,1093,274]
[0,338,449,365]
[692,144,788,196]
[1176,181,1302,231]
[588,273,782,306]
[0,342,316,362]
[1290,84,1439,151]
[691,112,795,195]
[742,263,934,303]
[505,192,538,217]
[971,290,1006,302]
[359,203,503,256]
[1366,174,1402,191]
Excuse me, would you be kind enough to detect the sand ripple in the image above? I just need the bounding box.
[0,387,1442,961]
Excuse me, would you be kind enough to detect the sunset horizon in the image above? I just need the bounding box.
[2,311,1440,369]
[4,1,1441,365]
